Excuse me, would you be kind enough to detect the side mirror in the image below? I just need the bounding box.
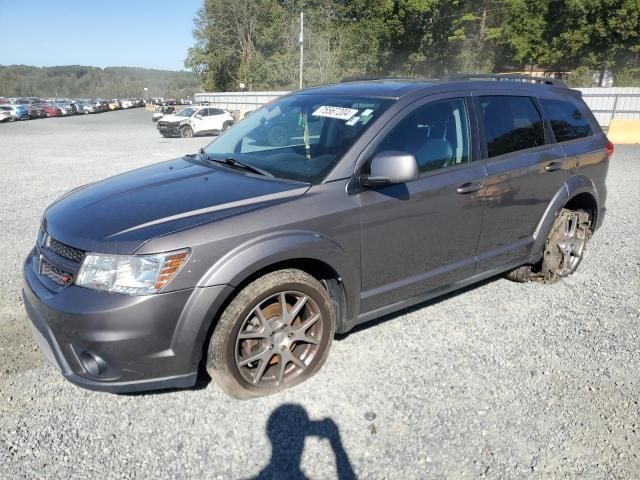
[194,114,202,119]
[359,151,419,188]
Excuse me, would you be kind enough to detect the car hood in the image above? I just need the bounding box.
[158,114,185,123]
[44,158,309,254]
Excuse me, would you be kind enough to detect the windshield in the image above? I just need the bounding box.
[175,107,197,117]
[203,94,392,184]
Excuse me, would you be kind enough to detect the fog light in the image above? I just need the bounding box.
[80,351,105,376]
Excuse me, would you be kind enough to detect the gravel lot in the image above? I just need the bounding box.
[1,109,639,479]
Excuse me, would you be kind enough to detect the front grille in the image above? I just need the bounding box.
[48,236,85,262]
[41,258,74,285]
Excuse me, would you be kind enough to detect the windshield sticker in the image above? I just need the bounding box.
[346,116,360,126]
[312,106,358,121]
[361,109,374,117]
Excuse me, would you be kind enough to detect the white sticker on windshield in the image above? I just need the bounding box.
[361,109,374,117]
[312,106,358,120]
[346,116,360,126]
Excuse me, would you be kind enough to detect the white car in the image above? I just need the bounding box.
[156,106,234,138]
[0,109,12,122]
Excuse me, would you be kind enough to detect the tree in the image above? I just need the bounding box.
[185,0,291,91]
[553,0,640,85]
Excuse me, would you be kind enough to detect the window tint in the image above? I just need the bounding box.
[540,98,593,142]
[210,108,224,115]
[376,98,470,175]
[480,96,545,158]
[199,108,211,117]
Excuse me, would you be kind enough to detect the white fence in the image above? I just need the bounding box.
[193,91,290,113]
[576,87,640,127]
[195,87,640,127]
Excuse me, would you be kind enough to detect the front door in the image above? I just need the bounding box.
[359,95,486,313]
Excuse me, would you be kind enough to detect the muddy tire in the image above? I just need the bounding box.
[505,208,592,283]
[206,269,335,399]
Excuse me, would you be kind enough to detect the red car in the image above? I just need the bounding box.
[40,104,62,117]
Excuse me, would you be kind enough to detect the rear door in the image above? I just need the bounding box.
[538,97,604,186]
[190,108,210,133]
[473,92,566,270]
[207,108,227,132]
[358,93,486,313]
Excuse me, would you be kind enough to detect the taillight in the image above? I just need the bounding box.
[606,139,614,160]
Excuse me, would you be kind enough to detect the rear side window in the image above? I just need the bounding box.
[540,98,593,143]
[480,96,545,158]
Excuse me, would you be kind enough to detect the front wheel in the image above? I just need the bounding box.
[180,125,194,138]
[207,269,335,399]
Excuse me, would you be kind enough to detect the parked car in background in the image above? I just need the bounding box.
[0,104,29,120]
[39,104,62,117]
[108,101,119,111]
[152,105,176,122]
[73,101,91,114]
[54,102,74,116]
[0,110,12,122]
[157,106,234,138]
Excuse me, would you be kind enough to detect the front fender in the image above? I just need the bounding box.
[531,175,599,262]
[198,230,360,327]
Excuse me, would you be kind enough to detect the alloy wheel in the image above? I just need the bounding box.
[234,291,324,388]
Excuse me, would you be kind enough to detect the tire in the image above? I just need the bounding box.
[207,269,335,399]
[505,208,592,283]
[267,124,288,147]
[180,125,194,138]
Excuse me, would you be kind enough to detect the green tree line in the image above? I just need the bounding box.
[0,65,201,98]
[185,0,640,91]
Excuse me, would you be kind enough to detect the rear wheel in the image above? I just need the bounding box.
[207,269,335,399]
[180,125,194,138]
[506,208,592,283]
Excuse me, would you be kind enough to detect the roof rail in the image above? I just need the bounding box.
[339,76,433,83]
[447,73,567,88]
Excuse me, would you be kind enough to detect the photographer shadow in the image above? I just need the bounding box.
[251,403,356,480]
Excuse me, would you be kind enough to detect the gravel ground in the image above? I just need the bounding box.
[1,109,639,479]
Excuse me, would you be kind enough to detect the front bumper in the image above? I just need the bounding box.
[22,249,230,393]
[157,122,181,136]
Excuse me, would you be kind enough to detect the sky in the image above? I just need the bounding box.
[0,0,203,71]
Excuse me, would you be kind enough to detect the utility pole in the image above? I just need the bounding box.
[299,11,304,89]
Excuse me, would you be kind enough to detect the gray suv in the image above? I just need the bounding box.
[23,76,612,398]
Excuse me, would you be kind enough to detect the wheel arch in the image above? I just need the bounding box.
[177,232,360,375]
[531,176,600,263]
[199,231,359,328]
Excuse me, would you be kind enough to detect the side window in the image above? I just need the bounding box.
[540,98,593,143]
[375,98,470,175]
[210,108,224,116]
[198,108,210,117]
[480,96,545,158]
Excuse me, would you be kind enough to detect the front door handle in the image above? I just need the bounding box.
[545,161,563,172]
[456,182,483,194]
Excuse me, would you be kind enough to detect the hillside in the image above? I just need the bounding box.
[0,65,201,99]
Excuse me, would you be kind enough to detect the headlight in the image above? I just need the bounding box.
[75,250,189,295]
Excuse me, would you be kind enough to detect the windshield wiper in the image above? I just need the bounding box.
[198,148,273,177]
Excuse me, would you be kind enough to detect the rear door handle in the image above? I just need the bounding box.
[545,161,563,172]
[456,182,483,194]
